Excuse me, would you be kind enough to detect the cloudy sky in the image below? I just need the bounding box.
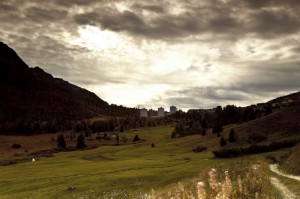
[1,0,300,110]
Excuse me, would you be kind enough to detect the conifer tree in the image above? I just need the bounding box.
[57,134,66,149]
[220,136,227,147]
[228,128,237,143]
[76,133,85,149]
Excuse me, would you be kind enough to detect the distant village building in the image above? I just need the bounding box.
[170,105,177,114]
[158,107,165,117]
[140,108,148,117]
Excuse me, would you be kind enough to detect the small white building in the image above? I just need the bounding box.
[170,105,177,114]
[140,108,148,117]
[158,107,165,117]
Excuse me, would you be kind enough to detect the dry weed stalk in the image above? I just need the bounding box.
[220,170,232,199]
[197,182,207,199]
[208,169,220,191]
[237,175,242,194]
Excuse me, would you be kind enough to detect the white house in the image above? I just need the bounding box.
[158,107,165,117]
[140,108,148,117]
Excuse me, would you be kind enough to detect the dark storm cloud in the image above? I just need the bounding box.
[70,0,300,41]
[240,0,300,9]
[74,12,101,26]
[25,6,68,23]
[54,0,100,7]
[0,2,17,12]
[131,3,165,13]
[248,9,300,38]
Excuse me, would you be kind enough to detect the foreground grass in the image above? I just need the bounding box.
[0,127,213,198]
[0,126,290,198]
[279,144,300,176]
[147,161,282,199]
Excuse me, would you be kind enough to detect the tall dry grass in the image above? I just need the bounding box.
[143,161,277,199]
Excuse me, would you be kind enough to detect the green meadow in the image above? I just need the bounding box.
[0,126,298,199]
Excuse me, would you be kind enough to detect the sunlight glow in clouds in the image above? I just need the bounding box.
[73,26,121,50]
[2,0,300,110]
[88,83,169,108]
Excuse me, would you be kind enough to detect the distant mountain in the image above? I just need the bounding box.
[0,42,134,134]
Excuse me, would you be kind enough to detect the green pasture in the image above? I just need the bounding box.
[0,126,217,198]
[0,126,297,198]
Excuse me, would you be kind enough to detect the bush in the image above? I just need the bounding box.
[76,134,86,149]
[192,146,207,153]
[212,124,223,134]
[133,134,140,142]
[220,136,227,147]
[213,139,300,158]
[12,144,21,149]
[57,134,66,149]
[228,128,237,143]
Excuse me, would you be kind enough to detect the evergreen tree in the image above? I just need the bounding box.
[212,123,223,134]
[116,134,120,145]
[228,128,237,143]
[57,134,66,149]
[76,133,85,149]
[220,136,227,147]
[265,103,273,115]
[202,129,207,136]
[133,134,140,142]
[171,131,177,139]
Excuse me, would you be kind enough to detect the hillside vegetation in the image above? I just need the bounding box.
[0,122,297,198]
[279,143,300,176]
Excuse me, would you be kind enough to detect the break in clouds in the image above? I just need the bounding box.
[1,0,300,110]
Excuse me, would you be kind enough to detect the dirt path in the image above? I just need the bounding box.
[270,177,297,199]
[270,164,300,182]
[269,164,300,199]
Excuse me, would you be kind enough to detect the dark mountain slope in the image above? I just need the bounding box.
[231,106,300,143]
[0,42,111,133]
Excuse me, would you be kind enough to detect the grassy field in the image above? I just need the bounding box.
[0,126,297,198]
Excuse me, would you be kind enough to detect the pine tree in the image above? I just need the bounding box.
[76,133,85,149]
[116,134,120,145]
[57,134,66,149]
[228,128,237,143]
[133,134,140,142]
[220,136,227,147]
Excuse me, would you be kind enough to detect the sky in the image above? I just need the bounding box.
[1,0,300,111]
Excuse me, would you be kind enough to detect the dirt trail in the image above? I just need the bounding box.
[270,177,297,199]
[270,164,300,182]
[269,164,300,199]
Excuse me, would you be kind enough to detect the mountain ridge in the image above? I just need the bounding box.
[0,42,113,134]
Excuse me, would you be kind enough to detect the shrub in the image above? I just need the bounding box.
[213,138,300,158]
[133,134,140,142]
[57,134,66,149]
[12,144,21,149]
[76,134,86,149]
[228,128,237,143]
[220,136,227,147]
[212,124,223,134]
[192,146,207,153]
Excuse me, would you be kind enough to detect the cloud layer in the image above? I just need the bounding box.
[1,0,300,110]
